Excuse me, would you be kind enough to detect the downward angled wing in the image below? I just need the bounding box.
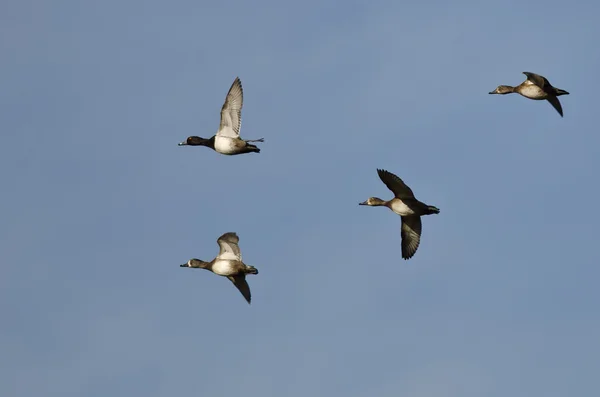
[400,216,422,260]
[228,275,252,304]
[377,169,416,199]
[546,96,564,117]
[217,232,242,261]
[523,72,551,90]
[217,77,243,138]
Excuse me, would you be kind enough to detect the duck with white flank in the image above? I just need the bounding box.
[489,72,569,117]
[180,232,258,304]
[360,169,440,260]
[178,77,264,154]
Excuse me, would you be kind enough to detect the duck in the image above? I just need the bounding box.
[178,77,264,155]
[180,232,259,304]
[489,72,569,117]
[360,169,440,260]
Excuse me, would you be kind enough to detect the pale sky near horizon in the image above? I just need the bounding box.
[1,1,599,396]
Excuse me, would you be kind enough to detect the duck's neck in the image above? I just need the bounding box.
[372,198,388,206]
[188,136,215,148]
[190,259,210,269]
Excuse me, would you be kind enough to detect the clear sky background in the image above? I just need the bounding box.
[1,0,599,396]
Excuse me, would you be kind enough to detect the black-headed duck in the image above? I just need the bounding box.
[360,169,439,260]
[178,77,264,155]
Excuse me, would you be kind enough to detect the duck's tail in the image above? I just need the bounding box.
[243,143,260,154]
[245,265,259,275]
[555,88,569,96]
[426,205,440,215]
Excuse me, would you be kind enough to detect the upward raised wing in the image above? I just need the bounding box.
[216,232,242,261]
[377,169,416,199]
[523,72,552,90]
[217,77,243,139]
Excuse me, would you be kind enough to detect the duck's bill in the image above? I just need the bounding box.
[178,141,187,146]
[179,263,188,267]
[359,201,368,205]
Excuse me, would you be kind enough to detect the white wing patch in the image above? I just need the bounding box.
[217,77,243,139]
[218,249,240,261]
[217,232,242,261]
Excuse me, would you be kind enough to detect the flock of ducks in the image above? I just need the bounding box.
[178,72,570,304]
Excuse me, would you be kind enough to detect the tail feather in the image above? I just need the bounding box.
[246,266,259,275]
[244,144,260,154]
[427,205,440,215]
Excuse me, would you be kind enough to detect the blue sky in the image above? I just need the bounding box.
[1,0,599,396]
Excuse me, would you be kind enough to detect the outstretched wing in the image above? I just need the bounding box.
[217,77,243,138]
[377,169,416,199]
[216,232,242,261]
[227,275,252,304]
[400,216,422,260]
[546,96,564,117]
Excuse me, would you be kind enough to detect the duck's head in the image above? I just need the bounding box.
[180,259,191,268]
[489,85,514,95]
[359,197,386,206]
[180,259,208,268]
[178,136,211,146]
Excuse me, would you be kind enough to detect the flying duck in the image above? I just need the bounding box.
[360,169,440,260]
[180,232,259,304]
[178,77,264,154]
[489,72,569,117]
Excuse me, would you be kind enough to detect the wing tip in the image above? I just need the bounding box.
[233,76,243,90]
[376,168,390,178]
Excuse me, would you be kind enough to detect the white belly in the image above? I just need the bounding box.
[214,136,238,155]
[390,200,415,216]
[519,85,546,100]
[211,260,237,276]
